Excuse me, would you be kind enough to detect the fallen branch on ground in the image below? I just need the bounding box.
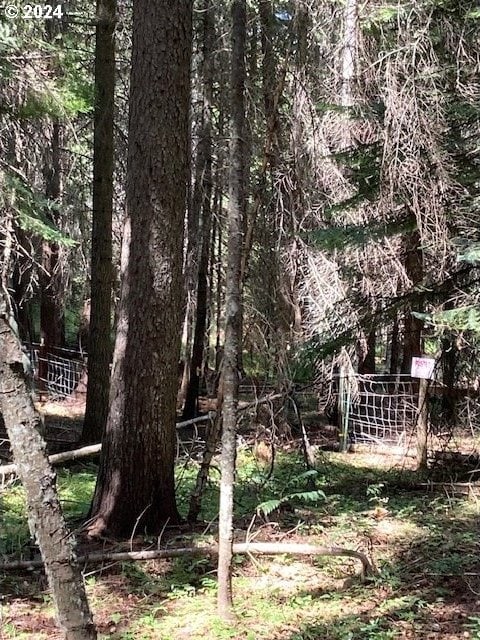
[0,393,289,477]
[0,443,102,477]
[0,414,216,477]
[238,392,286,412]
[0,542,374,577]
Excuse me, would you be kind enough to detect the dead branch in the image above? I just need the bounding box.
[238,392,286,412]
[0,443,102,477]
[0,414,216,477]
[0,542,374,577]
[176,412,215,429]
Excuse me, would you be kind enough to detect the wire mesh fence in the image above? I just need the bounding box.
[26,344,86,398]
[336,374,419,449]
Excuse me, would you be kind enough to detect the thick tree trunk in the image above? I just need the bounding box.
[88,0,192,538]
[0,302,96,640]
[82,0,116,445]
[217,0,246,619]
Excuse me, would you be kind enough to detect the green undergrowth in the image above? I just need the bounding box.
[1,451,479,639]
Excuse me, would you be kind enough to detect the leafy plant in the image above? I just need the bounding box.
[256,469,326,518]
[366,482,389,507]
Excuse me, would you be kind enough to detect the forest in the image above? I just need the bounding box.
[0,0,480,638]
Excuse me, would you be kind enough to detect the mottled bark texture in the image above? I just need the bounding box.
[217,0,246,619]
[82,0,116,445]
[88,0,192,538]
[0,304,96,640]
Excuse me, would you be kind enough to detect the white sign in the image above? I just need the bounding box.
[411,357,435,380]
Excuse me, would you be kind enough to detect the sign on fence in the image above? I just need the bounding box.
[411,357,435,380]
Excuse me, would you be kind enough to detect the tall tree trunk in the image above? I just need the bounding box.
[82,0,116,445]
[217,0,246,619]
[441,298,457,423]
[258,0,294,386]
[88,0,192,538]
[39,121,64,391]
[183,0,215,420]
[0,300,96,640]
[39,17,67,385]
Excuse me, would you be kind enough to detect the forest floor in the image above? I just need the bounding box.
[1,403,480,639]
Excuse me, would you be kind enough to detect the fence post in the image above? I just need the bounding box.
[338,365,350,452]
[416,377,428,470]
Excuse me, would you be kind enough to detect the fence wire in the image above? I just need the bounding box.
[338,374,419,448]
[26,344,85,398]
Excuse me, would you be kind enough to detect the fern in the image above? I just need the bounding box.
[256,469,326,518]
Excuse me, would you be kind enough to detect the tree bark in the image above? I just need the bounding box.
[358,327,376,374]
[82,0,116,445]
[182,0,215,420]
[401,230,424,373]
[39,121,64,392]
[88,0,193,538]
[0,301,96,640]
[389,312,400,374]
[441,299,457,423]
[217,0,246,619]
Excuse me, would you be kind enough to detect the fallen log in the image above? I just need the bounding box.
[0,542,374,577]
[0,414,217,477]
[0,396,284,477]
[0,443,102,477]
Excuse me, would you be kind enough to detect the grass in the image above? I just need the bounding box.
[1,449,480,639]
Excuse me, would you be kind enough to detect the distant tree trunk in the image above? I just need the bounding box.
[389,313,400,374]
[0,299,96,640]
[257,0,290,381]
[358,327,376,374]
[11,228,35,343]
[82,0,116,445]
[217,0,246,619]
[340,0,358,113]
[441,298,457,423]
[88,0,192,538]
[215,216,224,373]
[401,230,424,373]
[183,0,215,420]
[39,121,64,391]
[214,123,225,378]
